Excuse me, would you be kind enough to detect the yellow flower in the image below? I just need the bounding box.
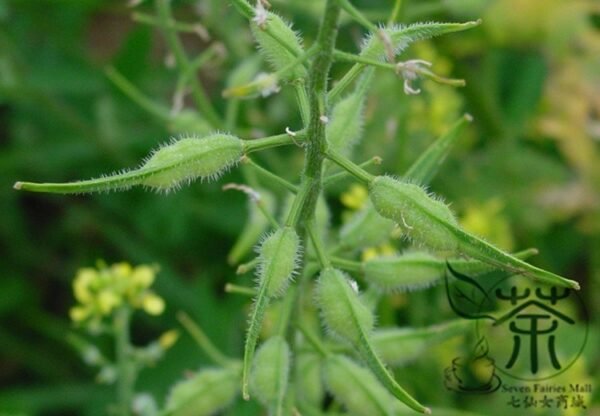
[73,268,96,304]
[142,293,165,316]
[340,184,368,210]
[97,290,121,315]
[460,198,515,252]
[158,330,179,350]
[70,306,90,322]
[70,261,165,324]
[131,265,156,289]
[111,262,132,278]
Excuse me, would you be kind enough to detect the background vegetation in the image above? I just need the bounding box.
[1,0,598,414]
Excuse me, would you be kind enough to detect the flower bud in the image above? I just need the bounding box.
[164,367,239,416]
[249,335,291,413]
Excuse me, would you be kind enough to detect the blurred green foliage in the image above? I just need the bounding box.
[1,0,598,414]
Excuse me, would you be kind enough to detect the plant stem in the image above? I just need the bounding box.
[105,66,169,122]
[323,156,381,187]
[331,256,362,272]
[225,283,257,297]
[286,0,342,228]
[324,148,374,184]
[306,219,330,268]
[177,312,233,368]
[243,157,299,193]
[114,307,135,416]
[156,0,223,129]
[243,132,303,153]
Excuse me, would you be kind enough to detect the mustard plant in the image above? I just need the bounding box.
[14,0,581,414]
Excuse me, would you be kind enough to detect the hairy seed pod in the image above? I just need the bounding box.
[324,354,396,416]
[14,133,244,194]
[316,267,373,346]
[142,134,243,190]
[369,176,459,252]
[257,226,301,298]
[243,227,301,400]
[164,366,239,416]
[326,69,372,156]
[368,176,579,289]
[317,269,430,413]
[339,203,396,250]
[249,335,290,414]
[251,12,306,79]
[364,249,537,293]
[295,353,324,407]
[360,21,481,61]
[364,251,445,292]
[372,320,470,366]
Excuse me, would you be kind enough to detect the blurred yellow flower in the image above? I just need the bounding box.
[70,261,164,324]
[142,293,165,316]
[158,330,180,350]
[460,198,514,252]
[340,184,368,210]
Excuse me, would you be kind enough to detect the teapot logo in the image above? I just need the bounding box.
[444,337,502,393]
[444,263,588,382]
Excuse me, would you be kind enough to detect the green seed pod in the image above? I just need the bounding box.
[369,176,459,252]
[243,227,301,400]
[142,134,243,191]
[339,203,396,250]
[164,366,239,416]
[228,189,276,265]
[324,354,396,416]
[257,226,301,298]
[317,268,430,413]
[361,21,482,61]
[326,69,372,156]
[372,320,470,366]
[251,12,306,80]
[368,176,579,289]
[364,249,538,293]
[364,251,445,292]
[249,335,291,414]
[15,133,244,194]
[295,353,324,407]
[316,267,373,346]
